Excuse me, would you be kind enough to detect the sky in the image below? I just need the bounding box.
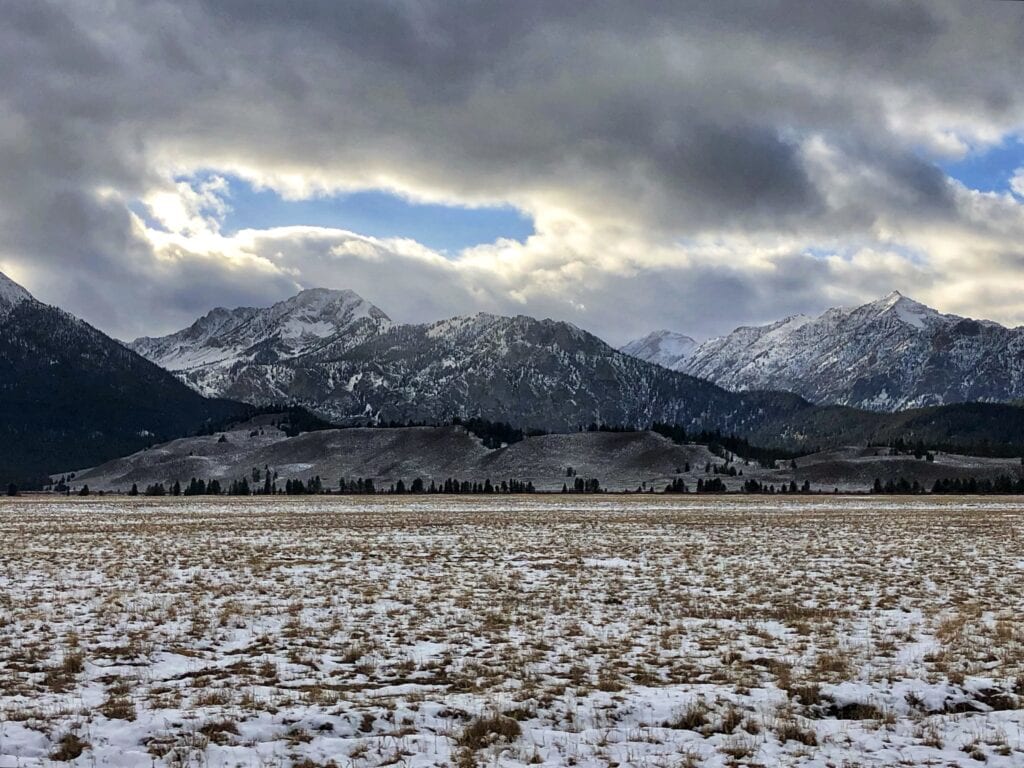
[4,1,1024,345]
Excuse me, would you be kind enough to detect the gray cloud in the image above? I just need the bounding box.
[2,0,1024,341]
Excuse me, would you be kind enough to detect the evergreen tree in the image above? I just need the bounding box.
[664,478,688,493]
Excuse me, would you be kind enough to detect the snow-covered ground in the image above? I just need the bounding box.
[0,495,1022,767]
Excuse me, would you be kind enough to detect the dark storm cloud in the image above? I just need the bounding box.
[1,0,1024,339]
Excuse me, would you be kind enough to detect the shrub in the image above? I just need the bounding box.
[455,714,522,750]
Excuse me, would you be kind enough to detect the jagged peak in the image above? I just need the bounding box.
[270,287,389,320]
[620,329,699,371]
[286,286,362,305]
[870,289,912,308]
[858,290,940,329]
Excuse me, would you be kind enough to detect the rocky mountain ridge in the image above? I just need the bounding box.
[624,292,1024,411]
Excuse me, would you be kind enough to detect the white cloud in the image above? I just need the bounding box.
[143,176,230,237]
[1011,167,1024,198]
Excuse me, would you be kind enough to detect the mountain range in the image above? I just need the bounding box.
[0,271,246,485]
[622,291,1024,411]
[5,268,1024,487]
[123,283,1024,457]
[129,290,807,434]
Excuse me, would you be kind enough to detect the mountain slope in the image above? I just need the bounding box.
[130,288,392,397]
[0,272,247,485]
[627,292,1024,411]
[751,401,1024,457]
[286,312,811,432]
[64,415,1024,495]
[52,418,768,493]
[619,330,697,371]
[0,271,32,319]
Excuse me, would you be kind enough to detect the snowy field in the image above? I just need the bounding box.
[0,496,1022,767]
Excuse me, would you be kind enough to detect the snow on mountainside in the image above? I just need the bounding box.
[130,288,392,397]
[132,293,809,433]
[645,291,1024,411]
[0,271,31,318]
[277,310,807,432]
[619,330,698,371]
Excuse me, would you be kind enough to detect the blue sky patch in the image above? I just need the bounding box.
[216,175,533,253]
[938,137,1024,194]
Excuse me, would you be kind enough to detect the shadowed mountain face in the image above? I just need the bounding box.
[272,313,811,433]
[132,294,812,433]
[0,272,247,485]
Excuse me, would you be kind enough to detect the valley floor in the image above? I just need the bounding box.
[0,496,1022,767]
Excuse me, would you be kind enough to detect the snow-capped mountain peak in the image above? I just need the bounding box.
[129,287,392,396]
[662,292,1024,411]
[856,290,942,329]
[619,330,698,371]
[0,271,33,319]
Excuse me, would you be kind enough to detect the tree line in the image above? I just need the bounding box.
[872,475,1024,494]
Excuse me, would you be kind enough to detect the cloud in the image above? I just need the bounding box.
[3,0,1024,341]
[1012,168,1024,198]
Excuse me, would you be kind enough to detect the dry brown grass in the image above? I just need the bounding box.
[0,494,1022,765]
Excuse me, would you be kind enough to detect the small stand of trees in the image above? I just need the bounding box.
[695,478,727,493]
[878,439,935,460]
[562,477,602,493]
[664,478,688,493]
[337,478,378,494]
[870,475,1024,494]
[650,423,805,468]
[742,479,811,494]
